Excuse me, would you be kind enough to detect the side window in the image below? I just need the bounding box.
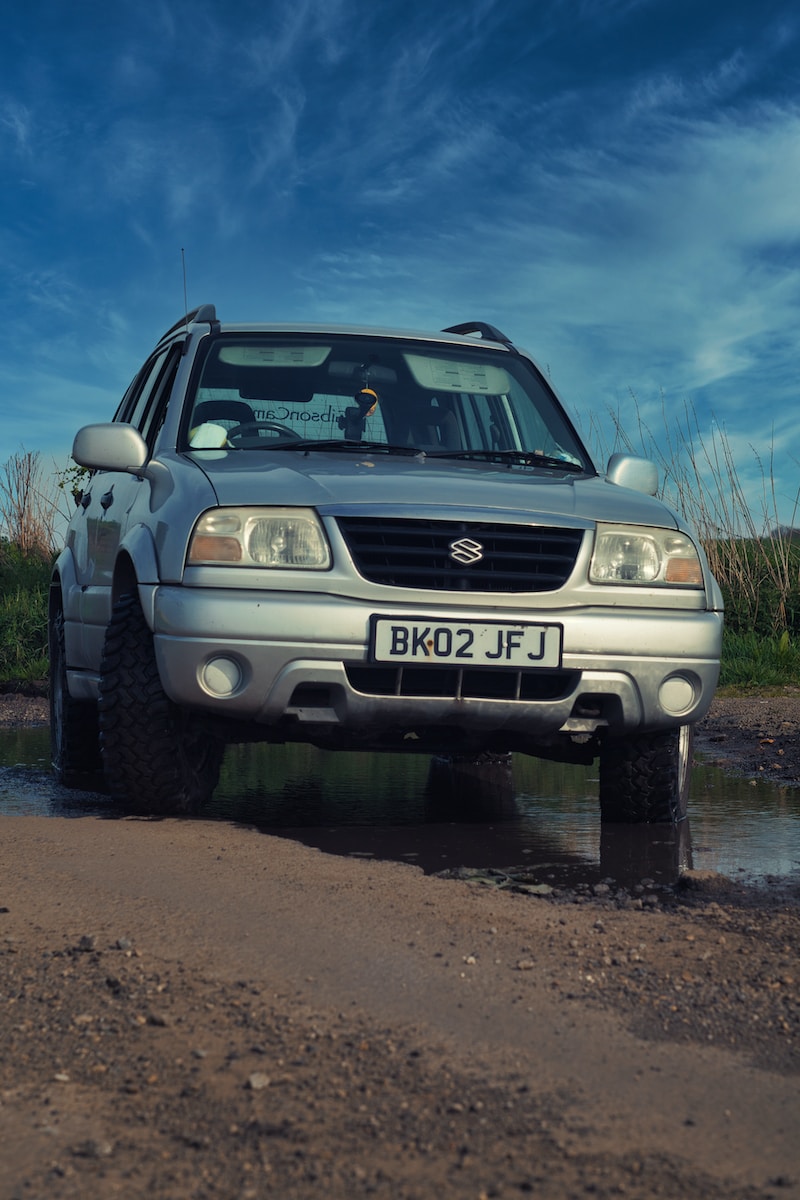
[459,394,509,450]
[140,345,181,450]
[114,349,167,426]
[127,348,170,430]
[501,380,566,457]
[114,343,182,453]
[113,367,147,422]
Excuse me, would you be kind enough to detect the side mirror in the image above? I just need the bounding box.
[605,452,659,496]
[72,424,148,473]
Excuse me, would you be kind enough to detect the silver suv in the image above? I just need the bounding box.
[49,307,723,821]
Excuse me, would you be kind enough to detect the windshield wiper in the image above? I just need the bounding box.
[272,438,425,457]
[231,438,585,469]
[425,449,586,472]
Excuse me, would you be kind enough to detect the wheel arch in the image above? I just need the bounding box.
[112,524,161,628]
[49,549,78,622]
[48,552,86,678]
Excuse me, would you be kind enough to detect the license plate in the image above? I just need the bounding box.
[371,618,562,668]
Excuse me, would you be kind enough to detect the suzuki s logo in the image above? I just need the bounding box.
[449,537,484,565]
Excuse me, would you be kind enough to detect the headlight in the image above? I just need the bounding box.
[590,525,703,587]
[187,507,331,568]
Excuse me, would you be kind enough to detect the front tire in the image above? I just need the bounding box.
[599,726,693,824]
[98,593,223,814]
[49,606,104,789]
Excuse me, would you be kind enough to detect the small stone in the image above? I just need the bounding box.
[247,1072,271,1091]
[146,1011,171,1027]
[516,883,554,896]
[678,870,733,894]
[72,1138,113,1159]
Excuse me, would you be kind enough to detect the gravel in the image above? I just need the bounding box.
[1,688,798,1198]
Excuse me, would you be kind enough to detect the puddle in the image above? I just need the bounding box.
[2,726,799,889]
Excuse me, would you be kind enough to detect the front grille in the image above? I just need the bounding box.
[346,664,579,702]
[336,517,583,592]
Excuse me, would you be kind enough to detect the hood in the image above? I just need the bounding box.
[187,448,679,529]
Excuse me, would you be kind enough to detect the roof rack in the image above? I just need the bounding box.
[158,304,218,344]
[442,321,513,345]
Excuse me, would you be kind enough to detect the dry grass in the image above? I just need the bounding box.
[583,393,800,638]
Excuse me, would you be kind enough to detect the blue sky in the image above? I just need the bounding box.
[1,0,799,529]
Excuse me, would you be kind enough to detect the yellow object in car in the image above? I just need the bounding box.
[188,422,229,448]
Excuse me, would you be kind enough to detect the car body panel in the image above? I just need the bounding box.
[188,448,677,526]
[148,581,720,733]
[52,309,723,773]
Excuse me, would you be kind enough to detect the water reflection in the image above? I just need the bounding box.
[207,746,691,887]
[1,727,798,888]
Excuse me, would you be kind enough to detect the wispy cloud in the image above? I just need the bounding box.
[0,98,32,153]
[1,0,798,524]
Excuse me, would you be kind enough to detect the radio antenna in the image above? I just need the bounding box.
[181,247,189,321]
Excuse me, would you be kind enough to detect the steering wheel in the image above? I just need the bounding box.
[227,420,301,443]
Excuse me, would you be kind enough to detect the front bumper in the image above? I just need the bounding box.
[147,585,722,752]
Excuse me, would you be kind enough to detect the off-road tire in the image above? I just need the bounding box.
[49,606,104,789]
[598,726,693,824]
[98,593,223,814]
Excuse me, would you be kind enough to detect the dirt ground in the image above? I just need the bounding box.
[694,691,800,788]
[1,692,798,1199]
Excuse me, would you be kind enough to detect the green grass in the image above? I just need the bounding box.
[0,585,49,684]
[717,629,800,693]
[0,541,51,685]
[710,538,800,639]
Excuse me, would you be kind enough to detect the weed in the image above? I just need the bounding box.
[584,394,800,638]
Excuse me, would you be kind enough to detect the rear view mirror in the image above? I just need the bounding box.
[605,453,659,496]
[328,361,397,384]
[72,423,148,473]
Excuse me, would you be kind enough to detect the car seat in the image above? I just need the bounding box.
[191,400,254,428]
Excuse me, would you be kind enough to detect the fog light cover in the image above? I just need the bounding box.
[658,674,697,715]
[201,656,243,697]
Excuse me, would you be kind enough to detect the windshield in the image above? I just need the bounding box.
[181,333,593,470]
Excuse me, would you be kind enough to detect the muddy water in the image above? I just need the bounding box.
[1,726,798,889]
